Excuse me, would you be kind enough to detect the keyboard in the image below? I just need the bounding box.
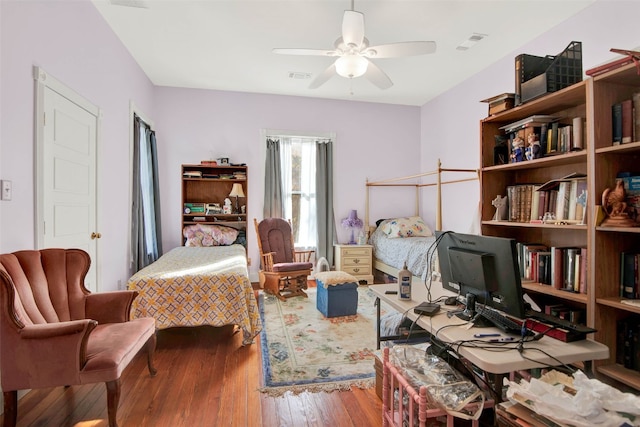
[477,307,528,336]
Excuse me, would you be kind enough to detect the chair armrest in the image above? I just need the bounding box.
[21,319,97,339]
[260,252,276,272]
[19,320,97,371]
[294,249,315,263]
[85,290,138,324]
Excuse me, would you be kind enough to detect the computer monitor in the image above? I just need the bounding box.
[435,230,526,319]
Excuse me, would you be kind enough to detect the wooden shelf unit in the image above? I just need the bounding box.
[480,62,640,391]
[590,63,640,391]
[181,164,248,248]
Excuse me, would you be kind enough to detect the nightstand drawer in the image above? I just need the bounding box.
[341,246,372,257]
[341,256,371,267]
[341,265,372,276]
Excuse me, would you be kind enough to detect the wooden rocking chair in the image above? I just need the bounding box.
[254,218,314,301]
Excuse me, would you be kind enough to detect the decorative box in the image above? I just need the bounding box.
[316,280,358,318]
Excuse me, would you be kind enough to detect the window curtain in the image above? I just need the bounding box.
[263,138,284,218]
[316,140,336,265]
[131,115,163,273]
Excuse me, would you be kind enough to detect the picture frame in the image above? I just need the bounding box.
[217,157,229,165]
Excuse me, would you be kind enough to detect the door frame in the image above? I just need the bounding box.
[33,65,102,289]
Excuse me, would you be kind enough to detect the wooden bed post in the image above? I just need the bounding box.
[436,158,442,231]
[365,178,370,236]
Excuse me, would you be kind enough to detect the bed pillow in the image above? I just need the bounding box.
[380,216,433,238]
[183,224,239,246]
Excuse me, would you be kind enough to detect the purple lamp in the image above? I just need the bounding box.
[341,209,363,245]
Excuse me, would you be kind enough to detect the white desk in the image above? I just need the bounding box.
[371,282,609,375]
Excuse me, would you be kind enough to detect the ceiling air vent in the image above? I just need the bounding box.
[288,72,312,80]
[456,33,488,51]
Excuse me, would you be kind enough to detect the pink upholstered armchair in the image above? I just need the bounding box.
[0,249,157,427]
[254,218,314,301]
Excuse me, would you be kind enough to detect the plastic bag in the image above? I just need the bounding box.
[389,345,486,420]
[504,370,640,426]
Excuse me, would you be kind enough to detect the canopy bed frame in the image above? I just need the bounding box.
[364,159,479,284]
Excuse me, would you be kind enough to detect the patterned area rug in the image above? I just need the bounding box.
[258,286,387,396]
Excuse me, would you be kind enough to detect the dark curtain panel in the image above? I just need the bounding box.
[263,138,284,218]
[131,115,162,273]
[315,140,336,265]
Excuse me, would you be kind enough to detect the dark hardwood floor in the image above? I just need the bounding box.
[3,287,383,427]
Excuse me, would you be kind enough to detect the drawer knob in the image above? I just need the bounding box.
[353,268,360,273]
[354,259,360,264]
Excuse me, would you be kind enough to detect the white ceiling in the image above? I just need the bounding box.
[91,0,595,106]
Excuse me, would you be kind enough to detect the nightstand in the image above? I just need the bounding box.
[334,244,373,284]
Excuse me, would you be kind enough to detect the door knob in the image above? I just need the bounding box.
[91,232,102,239]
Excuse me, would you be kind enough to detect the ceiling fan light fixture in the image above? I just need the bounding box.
[335,55,368,78]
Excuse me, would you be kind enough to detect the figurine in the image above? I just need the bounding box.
[525,133,542,160]
[601,180,637,227]
[223,198,232,214]
[491,195,508,221]
[510,136,525,163]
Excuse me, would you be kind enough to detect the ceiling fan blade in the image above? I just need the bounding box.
[272,48,337,56]
[364,61,393,90]
[342,10,364,48]
[309,62,337,89]
[364,41,437,58]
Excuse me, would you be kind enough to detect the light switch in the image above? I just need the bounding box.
[1,180,12,201]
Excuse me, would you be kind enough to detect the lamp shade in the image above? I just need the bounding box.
[335,55,368,78]
[341,210,363,229]
[229,183,245,198]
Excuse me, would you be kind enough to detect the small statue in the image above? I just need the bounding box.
[525,133,542,160]
[510,136,525,163]
[491,195,508,221]
[223,197,232,214]
[601,180,637,227]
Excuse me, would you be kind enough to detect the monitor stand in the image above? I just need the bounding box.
[454,293,493,327]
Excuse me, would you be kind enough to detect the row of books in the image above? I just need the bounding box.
[543,303,585,325]
[506,176,587,223]
[502,115,585,163]
[612,92,640,145]
[617,316,640,372]
[517,243,587,293]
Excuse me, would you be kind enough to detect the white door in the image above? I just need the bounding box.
[35,67,100,292]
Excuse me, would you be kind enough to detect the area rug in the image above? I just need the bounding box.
[258,286,388,396]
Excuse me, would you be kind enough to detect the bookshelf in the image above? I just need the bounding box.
[480,62,640,391]
[181,163,248,248]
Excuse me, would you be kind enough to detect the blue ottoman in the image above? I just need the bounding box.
[315,271,359,318]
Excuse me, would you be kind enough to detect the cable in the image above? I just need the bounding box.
[421,230,452,303]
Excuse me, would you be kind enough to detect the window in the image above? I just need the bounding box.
[281,136,317,248]
[264,130,335,263]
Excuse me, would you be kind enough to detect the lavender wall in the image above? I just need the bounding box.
[154,87,420,278]
[421,0,640,233]
[2,0,639,288]
[0,0,155,290]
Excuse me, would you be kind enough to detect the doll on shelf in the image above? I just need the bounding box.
[525,133,542,160]
[510,136,525,163]
[223,198,232,214]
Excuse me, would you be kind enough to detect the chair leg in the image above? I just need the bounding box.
[106,379,121,427]
[3,390,17,427]
[146,333,158,377]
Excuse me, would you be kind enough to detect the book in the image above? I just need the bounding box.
[551,247,564,289]
[499,115,558,134]
[633,92,640,143]
[621,252,637,299]
[572,117,584,150]
[612,103,623,145]
[563,248,579,291]
[550,122,559,153]
[555,181,570,220]
[622,99,633,144]
[579,247,587,294]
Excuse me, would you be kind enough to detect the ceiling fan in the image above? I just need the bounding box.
[273,1,436,90]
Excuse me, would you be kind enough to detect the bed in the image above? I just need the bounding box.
[365,159,479,284]
[127,244,261,345]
